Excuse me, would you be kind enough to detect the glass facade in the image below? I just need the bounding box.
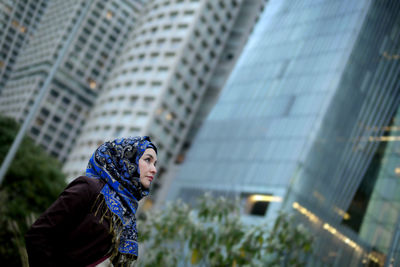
[170,0,400,266]
[359,104,400,266]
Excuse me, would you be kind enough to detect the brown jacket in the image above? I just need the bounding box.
[25,176,113,267]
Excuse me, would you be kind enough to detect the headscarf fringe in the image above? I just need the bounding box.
[91,193,137,266]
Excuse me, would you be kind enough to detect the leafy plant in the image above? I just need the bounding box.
[137,193,313,266]
[0,116,67,266]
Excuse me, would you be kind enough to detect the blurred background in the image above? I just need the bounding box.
[0,0,399,266]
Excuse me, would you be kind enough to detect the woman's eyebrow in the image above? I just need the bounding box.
[144,154,155,159]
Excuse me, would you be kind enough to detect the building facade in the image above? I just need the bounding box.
[62,0,266,191]
[358,103,400,266]
[0,0,48,89]
[0,0,142,162]
[169,0,400,266]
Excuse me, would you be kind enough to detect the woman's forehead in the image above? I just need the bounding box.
[143,148,157,156]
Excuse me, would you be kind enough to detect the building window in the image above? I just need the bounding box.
[43,134,52,143]
[40,108,50,117]
[31,127,40,136]
[114,126,124,137]
[53,115,61,124]
[36,118,44,126]
[184,10,195,16]
[242,194,283,216]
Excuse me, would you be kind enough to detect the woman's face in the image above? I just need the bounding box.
[138,148,157,189]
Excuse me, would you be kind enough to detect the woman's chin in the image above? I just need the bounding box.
[141,181,151,189]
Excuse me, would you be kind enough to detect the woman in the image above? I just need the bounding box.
[25,136,158,267]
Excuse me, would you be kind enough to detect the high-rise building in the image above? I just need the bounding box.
[62,0,266,190]
[170,0,400,265]
[0,0,48,89]
[0,0,142,162]
[358,103,400,266]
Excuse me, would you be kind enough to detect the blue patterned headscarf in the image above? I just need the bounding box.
[86,136,157,264]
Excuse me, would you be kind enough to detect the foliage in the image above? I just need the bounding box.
[137,193,313,267]
[0,116,67,266]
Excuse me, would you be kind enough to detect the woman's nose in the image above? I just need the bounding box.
[151,164,157,173]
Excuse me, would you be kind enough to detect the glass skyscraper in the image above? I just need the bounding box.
[359,104,400,266]
[170,0,400,266]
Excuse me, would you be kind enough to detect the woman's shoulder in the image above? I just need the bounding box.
[66,176,105,195]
